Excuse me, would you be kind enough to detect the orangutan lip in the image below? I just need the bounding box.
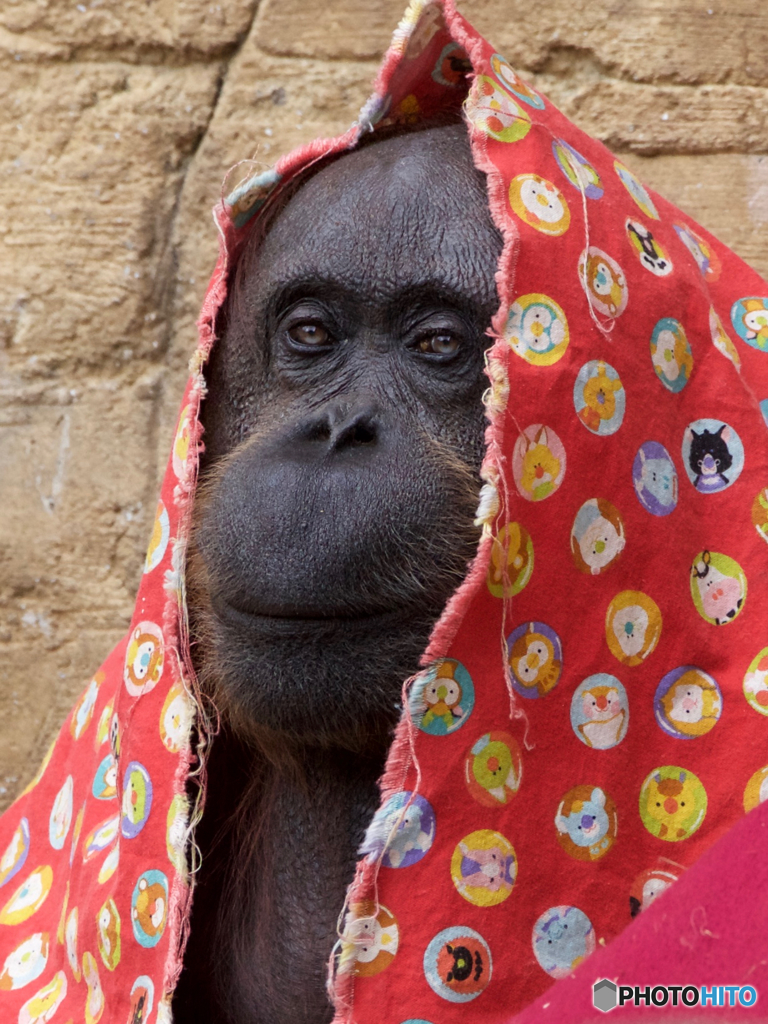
[212,593,414,629]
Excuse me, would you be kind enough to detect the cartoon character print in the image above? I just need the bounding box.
[690,550,746,626]
[743,766,768,813]
[674,223,721,282]
[743,648,768,716]
[629,863,681,918]
[571,499,626,575]
[466,75,531,143]
[362,792,436,869]
[82,950,105,1024]
[682,419,744,493]
[121,762,153,839]
[650,318,693,393]
[512,424,566,501]
[144,499,170,574]
[605,591,662,666]
[506,621,563,698]
[401,2,443,59]
[504,293,569,365]
[751,488,768,544]
[341,901,399,978]
[166,794,189,876]
[655,667,722,739]
[555,785,617,861]
[709,307,741,369]
[49,775,73,851]
[172,403,193,479]
[626,218,673,276]
[0,931,49,990]
[509,174,571,236]
[614,160,659,219]
[450,830,517,907]
[570,675,628,750]
[65,907,79,981]
[225,167,282,230]
[573,360,625,435]
[0,866,53,926]
[70,672,103,741]
[489,52,545,109]
[94,698,113,750]
[160,681,192,754]
[423,926,492,1003]
[633,442,678,516]
[532,906,595,978]
[410,659,474,735]
[123,621,165,697]
[131,870,168,949]
[97,843,119,885]
[731,296,768,352]
[0,818,30,889]
[128,976,155,1024]
[487,522,534,598]
[18,970,67,1024]
[431,42,471,87]
[92,754,117,801]
[552,138,603,199]
[639,766,707,841]
[578,247,628,318]
[464,732,522,806]
[96,897,121,972]
[82,815,119,864]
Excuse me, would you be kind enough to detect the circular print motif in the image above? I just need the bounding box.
[423,926,492,1003]
[743,647,768,716]
[18,970,67,1024]
[466,76,531,143]
[144,499,170,574]
[571,499,626,576]
[402,3,442,59]
[464,732,522,806]
[509,174,570,235]
[129,977,155,1024]
[552,138,603,198]
[172,404,192,480]
[490,52,545,108]
[605,591,662,666]
[650,318,692,393]
[0,819,30,890]
[131,870,169,949]
[70,673,102,741]
[512,424,566,501]
[751,488,768,544]
[633,442,678,517]
[121,762,153,839]
[532,906,595,978]
[98,843,119,886]
[410,660,474,736]
[432,43,470,88]
[626,218,673,276]
[49,776,73,851]
[0,867,53,926]
[366,792,436,869]
[0,932,49,990]
[65,908,79,981]
[506,621,563,698]
[82,950,104,1024]
[504,293,569,365]
[654,667,722,739]
[629,863,681,918]
[124,621,165,697]
[82,815,119,864]
[95,699,113,750]
[167,795,188,876]
[487,522,534,598]
[160,682,192,754]
[614,160,659,219]
[674,223,721,282]
[690,550,746,626]
[578,247,628,318]
[570,675,628,749]
[744,766,768,813]
[731,296,768,352]
[709,307,741,370]
[92,755,117,801]
[344,902,399,977]
[451,831,517,907]
[573,360,625,435]
[97,897,120,972]
[639,766,707,841]
[682,419,744,494]
[555,785,617,861]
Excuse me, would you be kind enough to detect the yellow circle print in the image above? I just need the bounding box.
[450,830,517,907]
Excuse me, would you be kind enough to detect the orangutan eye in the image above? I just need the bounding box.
[417,332,460,356]
[287,322,332,348]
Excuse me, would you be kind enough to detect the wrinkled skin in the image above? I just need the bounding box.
[172,124,503,1024]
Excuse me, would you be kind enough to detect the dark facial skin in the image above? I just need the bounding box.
[172,124,503,1024]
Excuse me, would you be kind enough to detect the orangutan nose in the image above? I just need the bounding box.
[299,403,380,452]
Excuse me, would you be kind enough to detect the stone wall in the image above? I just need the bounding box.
[1,0,766,808]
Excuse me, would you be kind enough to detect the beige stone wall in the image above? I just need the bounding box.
[1,0,766,809]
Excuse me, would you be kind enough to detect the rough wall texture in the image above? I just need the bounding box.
[1,0,767,810]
